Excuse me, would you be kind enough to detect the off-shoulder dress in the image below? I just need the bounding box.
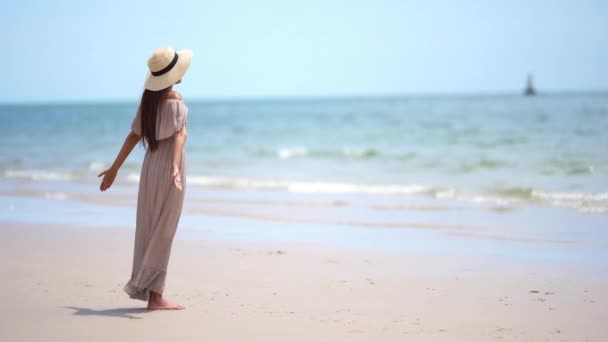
[123,98,188,301]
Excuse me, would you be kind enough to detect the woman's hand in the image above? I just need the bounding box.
[172,165,183,191]
[98,131,140,193]
[98,168,118,191]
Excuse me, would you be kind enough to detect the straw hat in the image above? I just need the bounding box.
[144,47,193,91]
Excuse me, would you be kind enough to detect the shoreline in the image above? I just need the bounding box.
[1,183,608,271]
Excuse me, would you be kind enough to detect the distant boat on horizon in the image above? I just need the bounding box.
[524,73,536,96]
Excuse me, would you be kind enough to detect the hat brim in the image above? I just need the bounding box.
[144,50,193,91]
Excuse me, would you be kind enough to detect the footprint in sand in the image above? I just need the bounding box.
[529,290,555,303]
[268,249,287,255]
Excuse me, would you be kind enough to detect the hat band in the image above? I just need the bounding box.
[151,52,179,77]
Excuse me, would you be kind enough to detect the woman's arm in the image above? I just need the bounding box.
[98,130,141,191]
[171,126,187,191]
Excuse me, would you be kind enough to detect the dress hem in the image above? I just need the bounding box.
[123,266,167,301]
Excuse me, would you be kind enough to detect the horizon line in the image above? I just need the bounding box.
[1,88,607,106]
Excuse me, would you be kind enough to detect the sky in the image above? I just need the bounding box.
[0,0,607,103]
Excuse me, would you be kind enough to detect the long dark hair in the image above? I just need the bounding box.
[139,87,170,151]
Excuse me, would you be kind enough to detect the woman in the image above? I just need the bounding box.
[98,47,192,310]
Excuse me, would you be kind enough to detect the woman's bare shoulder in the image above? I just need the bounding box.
[165,91,182,100]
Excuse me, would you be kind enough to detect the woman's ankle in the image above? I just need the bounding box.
[149,290,162,302]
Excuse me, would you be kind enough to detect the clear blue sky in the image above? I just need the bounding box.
[1,0,606,103]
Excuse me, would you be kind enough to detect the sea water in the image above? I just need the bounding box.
[1,93,607,215]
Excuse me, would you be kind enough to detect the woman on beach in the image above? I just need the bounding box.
[98,47,192,310]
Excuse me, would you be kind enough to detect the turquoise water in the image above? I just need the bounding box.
[1,93,607,214]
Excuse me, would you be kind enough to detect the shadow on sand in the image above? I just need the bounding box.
[64,306,149,320]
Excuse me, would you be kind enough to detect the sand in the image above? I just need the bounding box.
[0,222,606,342]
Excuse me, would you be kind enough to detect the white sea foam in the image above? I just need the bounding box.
[530,190,608,214]
[466,195,512,206]
[273,146,378,159]
[531,190,608,202]
[434,188,456,199]
[126,173,608,213]
[5,167,606,214]
[287,182,429,195]
[44,192,68,200]
[175,175,434,196]
[277,147,309,159]
[3,170,73,181]
[88,161,106,172]
[579,207,608,214]
[127,173,141,183]
[187,176,287,190]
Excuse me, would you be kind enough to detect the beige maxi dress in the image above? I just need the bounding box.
[123,98,188,301]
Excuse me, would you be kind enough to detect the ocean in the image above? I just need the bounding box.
[1,93,607,216]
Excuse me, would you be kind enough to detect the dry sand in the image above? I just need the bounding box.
[0,222,606,341]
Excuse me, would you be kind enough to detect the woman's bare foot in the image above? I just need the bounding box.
[147,298,185,310]
[147,291,185,310]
